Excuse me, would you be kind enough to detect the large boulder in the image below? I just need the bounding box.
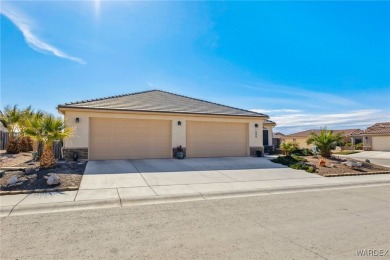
[47,173,60,185]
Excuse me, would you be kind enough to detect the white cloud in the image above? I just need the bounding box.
[1,4,85,64]
[252,109,302,114]
[238,82,357,107]
[252,109,390,134]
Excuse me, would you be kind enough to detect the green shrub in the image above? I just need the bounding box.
[271,155,299,166]
[291,148,313,156]
[355,143,363,150]
[271,155,316,174]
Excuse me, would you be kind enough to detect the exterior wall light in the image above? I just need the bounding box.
[75,117,80,123]
[254,124,258,128]
[178,121,182,126]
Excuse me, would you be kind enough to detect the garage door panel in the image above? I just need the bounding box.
[187,121,248,158]
[372,136,390,151]
[89,118,171,160]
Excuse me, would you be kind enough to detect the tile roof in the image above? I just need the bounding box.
[364,122,390,135]
[264,120,276,125]
[58,90,268,118]
[285,129,361,138]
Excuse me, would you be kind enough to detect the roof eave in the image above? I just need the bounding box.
[57,105,269,119]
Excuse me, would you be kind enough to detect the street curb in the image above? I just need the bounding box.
[9,199,121,216]
[121,193,205,206]
[202,180,390,199]
[323,171,390,177]
[0,187,79,196]
[4,180,390,217]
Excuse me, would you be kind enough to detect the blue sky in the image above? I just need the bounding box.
[1,1,389,134]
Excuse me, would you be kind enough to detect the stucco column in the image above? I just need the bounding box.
[249,121,264,156]
[266,125,273,146]
[171,119,186,157]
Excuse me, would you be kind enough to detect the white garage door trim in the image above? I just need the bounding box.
[89,118,172,160]
[186,121,248,158]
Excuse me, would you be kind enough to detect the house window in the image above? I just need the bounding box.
[263,130,269,146]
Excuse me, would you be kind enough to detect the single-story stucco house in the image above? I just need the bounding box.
[58,90,275,160]
[282,129,361,149]
[359,122,390,151]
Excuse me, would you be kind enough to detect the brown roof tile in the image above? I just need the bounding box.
[58,90,268,118]
[285,129,361,138]
[364,122,390,135]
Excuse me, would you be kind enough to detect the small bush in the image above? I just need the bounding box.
[355,143,363,150]
[272,155,316,173]
[19,137,31,152]
[6,139,20,154]
[271,155,299,166]
[292,148,313,156]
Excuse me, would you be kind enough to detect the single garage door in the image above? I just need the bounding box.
[371,136,390,151]
[89,118,171,160]
[186,121,248,158]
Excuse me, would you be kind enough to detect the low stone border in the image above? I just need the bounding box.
[0,166,32,171]
[323,171,390,177]
[0,186,79,196]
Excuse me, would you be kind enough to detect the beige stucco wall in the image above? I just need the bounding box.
[64,113,89,148]
[249,122,263,148]
[282,137,314,149]
[62,109,267,151]
[171,118,186,148]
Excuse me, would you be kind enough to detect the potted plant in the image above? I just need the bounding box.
[176,145,184,159]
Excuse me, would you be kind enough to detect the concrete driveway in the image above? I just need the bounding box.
[338,151,390,167]
[79,157,322,193]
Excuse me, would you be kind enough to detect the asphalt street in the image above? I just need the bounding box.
[1,185,389,259]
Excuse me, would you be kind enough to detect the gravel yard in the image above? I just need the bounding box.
[0,150,33,167]
[305,156,390,176]
[271,154,390,177]
[0,161,86,192]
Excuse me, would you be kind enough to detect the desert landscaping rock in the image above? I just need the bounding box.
[0,161,86,192]
[47,173,60,185]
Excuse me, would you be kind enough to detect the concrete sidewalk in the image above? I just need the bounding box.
[1,173,389,217]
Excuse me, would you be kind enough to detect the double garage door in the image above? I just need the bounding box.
[89,118,248,160]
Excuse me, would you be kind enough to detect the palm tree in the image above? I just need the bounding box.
[24,111,46,158]
[18,106,34,152]
[26,114,72,168]
[0,105,24,153]
[306,128,344,158]
[0,105,22,140]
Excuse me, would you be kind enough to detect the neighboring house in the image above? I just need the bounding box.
[282,129,361,149]
[272,132,285,148]
[58,90,275,160]
[360,122,390,151]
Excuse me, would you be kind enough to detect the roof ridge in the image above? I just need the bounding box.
[63,89,156,106]
[154,89,268,118]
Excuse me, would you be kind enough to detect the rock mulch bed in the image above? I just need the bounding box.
[0,150,33,167]
[0,161,87,194]
[304,156,390,177]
